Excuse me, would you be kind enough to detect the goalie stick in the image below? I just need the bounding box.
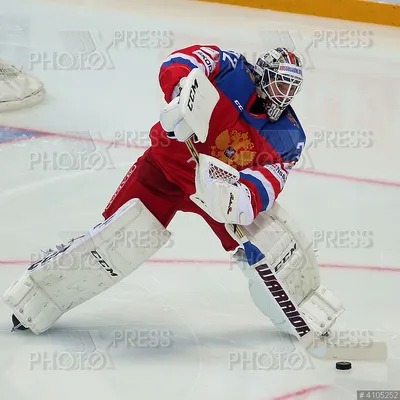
[185,138,387,361]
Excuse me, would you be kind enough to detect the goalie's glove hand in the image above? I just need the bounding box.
[189,154,255,226]
[160,78,196,142]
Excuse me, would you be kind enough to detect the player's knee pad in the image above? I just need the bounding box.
[232,201,345,337]
[3,198,171,334]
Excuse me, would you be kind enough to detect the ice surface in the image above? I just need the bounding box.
[0,0,399,398]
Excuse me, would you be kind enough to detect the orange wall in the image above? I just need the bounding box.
[196,0,400,27]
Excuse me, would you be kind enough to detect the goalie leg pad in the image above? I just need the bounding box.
[232,201,345,336]
[3,198,171,334]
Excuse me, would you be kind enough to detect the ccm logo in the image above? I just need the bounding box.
[274,242,297,273]
[91,250,118,277]
[187,79,199,111]
[234,100,243,111]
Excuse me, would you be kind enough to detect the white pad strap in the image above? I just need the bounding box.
[233,201,344,336]
[190,153,254,225]
[3,198,171,334]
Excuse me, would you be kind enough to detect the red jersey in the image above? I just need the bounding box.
[150,45,306,219]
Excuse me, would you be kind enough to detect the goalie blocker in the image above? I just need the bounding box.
[3,198,171,334]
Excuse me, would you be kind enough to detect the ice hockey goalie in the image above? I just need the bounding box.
[3,45,344,344]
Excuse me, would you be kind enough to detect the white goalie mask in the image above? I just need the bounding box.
[253,48,303,122]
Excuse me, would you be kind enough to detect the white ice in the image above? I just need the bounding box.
[0,0,400,398]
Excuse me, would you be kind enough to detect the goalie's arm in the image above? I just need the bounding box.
[239,161,291,216]
[189,155,302,226]
[238,139,305,216]
[158,45,222,102]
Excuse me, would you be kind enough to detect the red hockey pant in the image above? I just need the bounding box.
[102,148,239,252]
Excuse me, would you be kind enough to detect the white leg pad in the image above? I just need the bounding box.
[233,201,345,336]
[3,198,171,334]
[298,285,345,335]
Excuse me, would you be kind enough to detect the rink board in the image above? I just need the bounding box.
[196,0,400,27]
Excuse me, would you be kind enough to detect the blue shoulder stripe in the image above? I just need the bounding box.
[161,56,199,71]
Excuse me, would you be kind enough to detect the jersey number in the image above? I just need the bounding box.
[222,50,240,69]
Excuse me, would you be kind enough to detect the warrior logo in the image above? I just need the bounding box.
[255,261,311,337]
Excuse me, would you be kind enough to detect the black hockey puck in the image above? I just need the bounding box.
[336,361,352,370]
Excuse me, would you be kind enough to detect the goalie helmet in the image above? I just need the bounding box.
[253,47,303,122]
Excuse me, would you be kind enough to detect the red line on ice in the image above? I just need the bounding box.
[0,258,399,273]
[272,385,329,400]
[2,124,400,189]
